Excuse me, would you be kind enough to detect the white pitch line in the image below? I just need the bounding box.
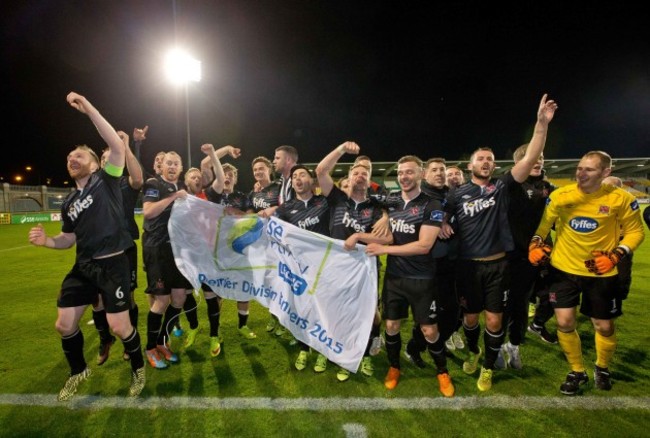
[342,423,368,438]
[0,245,33,253]
[1,394,650,411]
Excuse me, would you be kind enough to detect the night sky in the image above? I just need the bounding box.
[2,1,649,190]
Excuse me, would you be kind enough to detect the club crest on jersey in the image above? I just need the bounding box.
[483,183,496,194]
[598,205,610,215]
[361,209,371,217]
[410,206,420,215]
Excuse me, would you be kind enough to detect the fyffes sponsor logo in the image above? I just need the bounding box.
[342,211,366,232]
[252,196,271,210]
[390,218,415,234]
[569,216,598,232]
[462,196,495,217]
[298,216,320,229]
[227,216,264,254]
[67,195,94,221]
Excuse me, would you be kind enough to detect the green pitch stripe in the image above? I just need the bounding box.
[1,395,650,410]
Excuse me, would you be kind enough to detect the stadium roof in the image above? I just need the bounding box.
[302,157,650,183]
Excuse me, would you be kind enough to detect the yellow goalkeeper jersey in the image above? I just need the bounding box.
[534,183,645,277]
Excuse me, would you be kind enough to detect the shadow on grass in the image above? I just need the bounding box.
[209,343,238,395]
[613,347,648,383]
[240,343,283,396]
[186,349,207,396]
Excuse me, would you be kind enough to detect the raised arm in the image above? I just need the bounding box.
[200,155,214,188]
[201,143,226,194]
[132,125,148,161]
[118,131,144,190]
[67,92,124,168]
[511,94,558,182]
[315,141,360,196]
[215,145,241,160]
[200,145,241,187]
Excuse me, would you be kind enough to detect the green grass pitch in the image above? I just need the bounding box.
[1,211,649,437]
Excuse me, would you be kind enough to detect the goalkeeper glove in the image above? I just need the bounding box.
[528,235,552,266]
[584,247,627,275]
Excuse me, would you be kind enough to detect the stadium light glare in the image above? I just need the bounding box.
[164,49,202,84]
[164,48,202,168]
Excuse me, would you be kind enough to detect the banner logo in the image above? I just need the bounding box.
[279,262,308,296]
[228,216,264,254]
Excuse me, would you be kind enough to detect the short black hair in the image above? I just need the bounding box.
[290,164,314,178]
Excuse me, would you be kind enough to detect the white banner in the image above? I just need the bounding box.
[169,195,377,372]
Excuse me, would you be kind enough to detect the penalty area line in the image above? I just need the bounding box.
[1,394,650,410]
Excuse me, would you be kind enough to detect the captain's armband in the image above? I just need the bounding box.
[104,162,124,177]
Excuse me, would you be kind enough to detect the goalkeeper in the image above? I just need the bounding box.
[528,151,644,396]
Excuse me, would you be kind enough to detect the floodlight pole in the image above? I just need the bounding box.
[185,82,192,167]
[164,49,200,168]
